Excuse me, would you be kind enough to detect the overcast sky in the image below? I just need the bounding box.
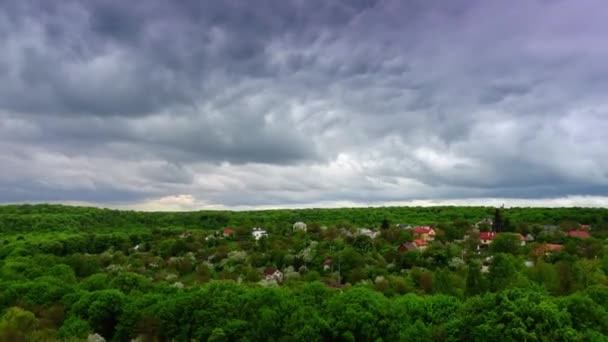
[1,0,608,210]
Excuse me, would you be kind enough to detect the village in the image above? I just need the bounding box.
[153,214,601,289]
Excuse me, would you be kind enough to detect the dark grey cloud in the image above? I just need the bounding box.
[1,0,608,208]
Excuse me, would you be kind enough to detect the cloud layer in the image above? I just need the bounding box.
[1,0,608,209]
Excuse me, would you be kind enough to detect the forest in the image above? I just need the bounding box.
[0,204,607,341]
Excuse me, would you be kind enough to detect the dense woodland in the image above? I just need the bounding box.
[0,204,607,341]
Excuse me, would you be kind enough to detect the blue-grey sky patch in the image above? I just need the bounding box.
[1,0,608,210]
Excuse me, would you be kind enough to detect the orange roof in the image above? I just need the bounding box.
[413,226,435,234]
[263,268,278,276]
[533,243,564,256]
[479,232,496,240]
[568,230,590,238]
[413,239,428,247]
[544,243,564,251]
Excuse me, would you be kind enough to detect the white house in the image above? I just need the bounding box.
[293,221,307,232]
[358,228,379,239]
[252,227,268,240]
[263,268,284,282]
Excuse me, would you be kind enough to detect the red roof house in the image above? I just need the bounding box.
[323,258,333,271]
[223,228,235,237]
[568,230,590,238]
[398,242,418,252]
[412,226,436,241]
[533,243,564,257]
[413,239,428,248]
[479,231,496,245]
[263,268,283,282]
[478,232,526,246]
[516,233,526,246]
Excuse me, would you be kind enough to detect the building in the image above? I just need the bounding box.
[413,226,436,241]
[475,218,493,228]
[478,232,526,246]
[525,234,535,242]
[358,228,379,239]
[398,242,418,252]
[293,222,307,232]
[413,239,428,250]
[252,227,268,240]
[263,268,283,282]
[323,258,333,271]
[533,243,564,257]
[568,230,590,238]
[579,224,591,231]
[479,231,496,245]
[223,228,235,237]
[397,224,414,230]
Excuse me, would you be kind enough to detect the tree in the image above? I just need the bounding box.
[380,227,402,244]
[490,234,521,255]
[58,317,90,340]
[325,287,393,341]
[381,218,390,230]
[503,217,514,232]
[352,235,372,253]
[488,254,519,292]
[71,290,127,340]
[434,269,456,295]
[465,260,486,296]
[493,208,504,232]
[0,307,38,341]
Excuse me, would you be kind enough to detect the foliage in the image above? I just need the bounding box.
[0,204,606,340]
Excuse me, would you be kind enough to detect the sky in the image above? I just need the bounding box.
[1,0,608,211]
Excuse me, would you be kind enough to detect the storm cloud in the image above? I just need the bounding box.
[1,0,608,209]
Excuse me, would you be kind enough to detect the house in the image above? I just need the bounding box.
[252,227,268,240]
[358,228,379,239]
[478,232,526,246]
[223,228,235,237]
[479,231,496,245]
[481,256,493,273]
[413,239,428,250]
[475,218,493,228]
[525,234,535,242]
[579,224,591,231]
[542,225,559,231]
[413,226,436,241]
[293,221,307,232]
[516,233,526,246]
[179,231,192,239]
[323,258,333,271]
[398,242,418,253]
[263,268,283,282]
[568,230,590,238]
[339,228,354,237]
[533,243,564,257]
[397,224,414,230]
